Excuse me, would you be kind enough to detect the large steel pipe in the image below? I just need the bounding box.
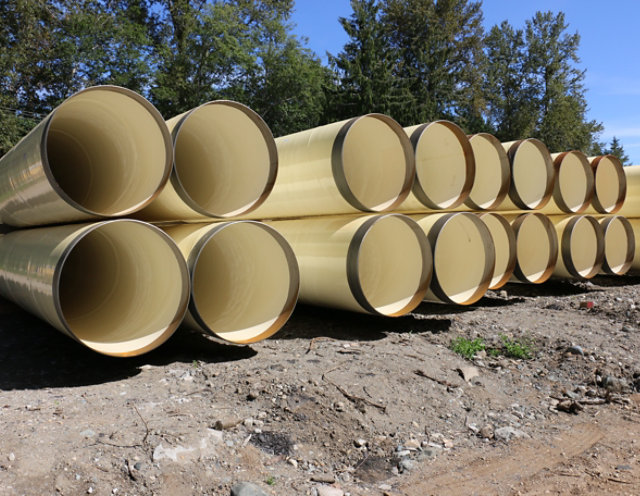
[617,164,640,217]
[464,133,510,210]
[412,213,494,305]
[477,213,517,289]
[0,220,189,356]
[586,155,626,214]
[549,215,604,280]
[137,101,277,221]
[0,86,172,227]
[598,216,635,275]
[506,213,558,284]
[540,151,594,214]
[630,219,640,274]
[244,115,414,219]
[162,221,299,343]
[400,121,474,211]
[269,214,432,316]
[497,139,554,211]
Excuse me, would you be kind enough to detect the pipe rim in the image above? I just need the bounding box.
[511,213,559,283]
[52,219,189,356]
[477,212,517,289]
[465,133,511,210]
[560,216,604,279]
[427,212,494,305]
[506,139,555,210]
[169,100,278,218]
[346,214,432,316]
[409,121,475,210]
[332,114,415,212]
[41,85,173,218]
[590,155,627,213]
[552,151,594,213]
[186,221,299,342]
[599,216,635,275]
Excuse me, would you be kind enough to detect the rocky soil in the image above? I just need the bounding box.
[0,275,639,496]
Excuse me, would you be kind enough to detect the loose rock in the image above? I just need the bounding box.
[230,482,268,496]
[494,426,529,443]
[315,486,344,496]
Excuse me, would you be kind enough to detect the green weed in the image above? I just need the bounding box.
[450,337,486,360]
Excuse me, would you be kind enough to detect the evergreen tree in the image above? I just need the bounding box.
[606,136,630,165]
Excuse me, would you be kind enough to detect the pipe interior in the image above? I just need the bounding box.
[603,217,633,274]
[357,216,426,315]
[557,153,590,212]
[594,156,623,212]
[192,223,295,342]
[567,217,600,278]
[516,215,553,282]
[468,134,508,209]
[341,116,408,211]
[511,140,551,208]
[46,90,168,215]
[174,104,274,217]
[58,222,186,355]
[415,123,469,208]
[433,215,489,304]
[479,214,515,289]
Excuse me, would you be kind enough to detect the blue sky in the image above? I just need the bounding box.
[290,0,640,164]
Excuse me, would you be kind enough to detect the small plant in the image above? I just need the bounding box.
[499,335,534,359]
[450,337,485,360]
[265,475,276,486]
[192,359,199,369]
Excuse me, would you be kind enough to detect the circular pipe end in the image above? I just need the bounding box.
[54,220,189,357]
[505,139,555,210]
[551,151,594,213]
[511,213,559,284]
[599,216,635,275]
[590,155,626,213]
[477,213,517,289]
[466,133,510,210]
[559,216,604,279]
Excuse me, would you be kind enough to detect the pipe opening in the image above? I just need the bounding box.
[46,88,170,216]
[564,217,602,279]
[173,102,277,217]
[510,140,553,209]
[339,115,412,211]
[593,155,625,213]
[355,216,430,315]
[430,214,492,304]
[478,213,516,289]
[601,217,634,275]
[467,134,510,210]
[191,222,298,343]
[57,221,188,356]
[555,152,592,212]
[412,121,473,209]
[513,214,557,283]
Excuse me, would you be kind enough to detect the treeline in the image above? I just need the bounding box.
[0,0,629,161]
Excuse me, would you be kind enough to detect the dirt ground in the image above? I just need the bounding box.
[0,275,639,496]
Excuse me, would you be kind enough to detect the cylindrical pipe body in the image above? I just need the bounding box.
[505,213,559,283]
[243,115,414,219]
[597,216,635,275]
[0,86,172,227]
[585,155,626,214]
[464,133,510,210]
[548,215,604,280]
[496,139,554,211]
[0,220,189,356]
[476,213,517,289]
[399,121,474,211]
[137,101,278,222]
[629,219,640,274]
[539,151,594,214]
[411,213,494,305]
[616,164,640,217]
[268,214,432,316]
[162,221,299,343]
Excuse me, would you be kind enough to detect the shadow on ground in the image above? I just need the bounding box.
[590,274,640,288]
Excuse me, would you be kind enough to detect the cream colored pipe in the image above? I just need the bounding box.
[616,164,640,217]
[548,215,604,280]
[477,213,517,289]
[399,121,474,211]
[162,221,299,343]
[539,151,594,214]
[137,101,277,222]
[411,213,494,305]
[268,214,432,316]
[497,139,554,210]
[505,213,558,283]
[597,216,635,275]
[243,115,414,219]
[0,220,189,356]
[629,219,640,274]
[464,133,510,210]
[585,155,626,214]
[0,86,172,227]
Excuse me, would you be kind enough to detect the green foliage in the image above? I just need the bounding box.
[450,337,485,360]
[499,335,534,360]
[265,475,276,485]
[605,136,631,166]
